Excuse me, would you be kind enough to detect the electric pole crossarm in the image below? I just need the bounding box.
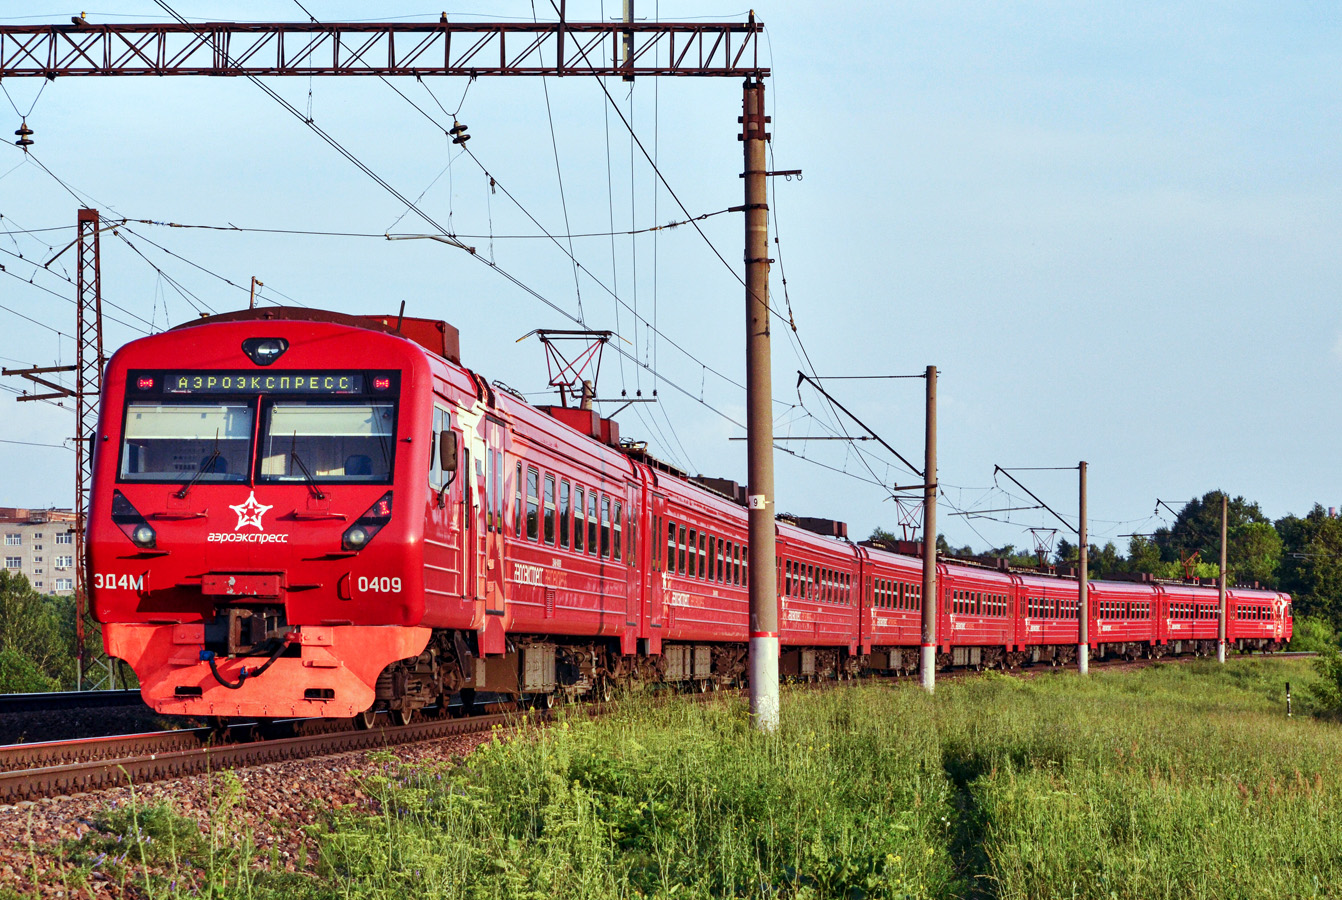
[993,465,1079,535]
[0,21,767,77]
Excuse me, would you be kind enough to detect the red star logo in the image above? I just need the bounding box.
[229,491,273,531]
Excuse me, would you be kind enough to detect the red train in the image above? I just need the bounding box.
[89,308,1293,722]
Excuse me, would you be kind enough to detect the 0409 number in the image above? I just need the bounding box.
[357,576,402,593]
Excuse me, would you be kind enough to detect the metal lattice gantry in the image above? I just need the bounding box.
[0,18,767,79]
[75,208,109,688]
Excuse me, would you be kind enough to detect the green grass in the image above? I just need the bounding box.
[53,657,1342,899]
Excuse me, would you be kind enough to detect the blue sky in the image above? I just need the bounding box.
[1,2,1339,554]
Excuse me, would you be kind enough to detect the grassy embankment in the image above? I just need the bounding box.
[40,657,1342,899]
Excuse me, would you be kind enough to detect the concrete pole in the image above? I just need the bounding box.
[742,78,779,732]
[920,366,938,693]
[1218,492,1228,663]
[1078,461,1089,675]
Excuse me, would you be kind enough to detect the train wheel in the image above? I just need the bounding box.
[392,707,415,727]
[354,708,378,730]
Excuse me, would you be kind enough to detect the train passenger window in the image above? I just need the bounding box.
[601,497,612,559]
[742,549,748,589]
[485,448,495,530]
[666,520,676,570]
[587,492,599,555]
[559,480,571,549]
[574,487,586,552]
[515,463,524,537]
[718,539,726,583]
[543,474,556,545]
[494,448,504,532]
[686,528,698,576]
[628,507,636,565]
[525,467,540,541]
[677,525,687,575]
[698,531,707,579]
[121,401,255,484]
[613,502,623,561]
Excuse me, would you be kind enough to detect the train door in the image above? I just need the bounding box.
[426,402,464,611]
[620,478,638,654]
[646,490,667,652]
[482,418,507,619]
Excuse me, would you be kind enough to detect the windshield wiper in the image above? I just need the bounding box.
[176,432,220,499]
[288,432,326,500]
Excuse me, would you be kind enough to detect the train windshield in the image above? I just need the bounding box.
[258,401,396,483]
[119,402,253,482]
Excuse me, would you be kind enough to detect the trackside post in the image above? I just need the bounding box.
[742,77,779,732]
[920,366,938,693]
[1078,461,1089,676]
[1218,492,1228,663]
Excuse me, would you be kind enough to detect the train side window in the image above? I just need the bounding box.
[613,501,623,561]
[695,531,704,579]
[543,474,556,545]
[514,463,524,537]
[667,521,676,572]
[574,486,586,553]
[677,525,688,574]
[742,547,748,589]
[525,467,540,541]
[559,480,571,549]
[686,528,698,576]
[586,492,599,554]
[484,448,493,530]
[600,496,612,559]
[429,408,442,490]
[628,505,636,565]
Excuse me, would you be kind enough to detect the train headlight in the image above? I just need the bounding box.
[241,337,289,366]
[112,490,158,550]
[131,524,157,549]
[341,492,393,552]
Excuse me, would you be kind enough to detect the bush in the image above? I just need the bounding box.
[1289,614,1338,653]
[0,646,59,693]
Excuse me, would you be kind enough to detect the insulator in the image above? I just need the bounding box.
[13,122,32,148]
[450,120,470,145]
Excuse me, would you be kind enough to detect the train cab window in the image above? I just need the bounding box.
[613,502,623,561]
[559,480,571,549]
[525,467,540,540]
[601,497,612,559]
[587,492,599,555]
[543,475,556,545]
[121,401,254,483]
[259,402,394,482]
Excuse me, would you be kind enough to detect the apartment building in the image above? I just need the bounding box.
[0,507,77,595]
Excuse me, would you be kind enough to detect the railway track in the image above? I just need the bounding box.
[0,710,515,806]
[0,651,1306,806]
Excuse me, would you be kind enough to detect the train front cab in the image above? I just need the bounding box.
[90,316,441,720]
